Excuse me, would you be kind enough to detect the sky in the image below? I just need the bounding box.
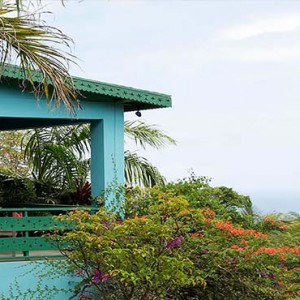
[43,0,300,214]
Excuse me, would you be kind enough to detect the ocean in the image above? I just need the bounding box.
[249,190,300,215]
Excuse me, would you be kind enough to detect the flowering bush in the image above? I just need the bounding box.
[54,189,300,300]
[55,197,206,299]
[260,215,290,231]
[125,174,256,227]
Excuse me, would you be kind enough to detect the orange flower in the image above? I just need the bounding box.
[215,221,267,238]
[240,240,249,245]
[264,216,276,225]
[263,216,289,230]
[253,246,300,257]
[190,232,203,238]
[200,207,216,218]
[215,221,234,230]
[278,255,287,261]
[231,244,244,252]
[279,224,289,230]
[200,207,216,225]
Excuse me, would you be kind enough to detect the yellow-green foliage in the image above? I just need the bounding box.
[55,200,205,299]
[54,192,299,300]
[0,131,29,177]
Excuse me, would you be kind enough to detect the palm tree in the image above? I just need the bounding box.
[0,1,78,112]
[124,120,176,187]
[23,125,90,190]
[23,121,176,189]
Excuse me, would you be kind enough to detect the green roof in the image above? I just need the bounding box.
[0,64,172,111]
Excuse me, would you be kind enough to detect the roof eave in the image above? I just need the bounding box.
[0,64,172,110]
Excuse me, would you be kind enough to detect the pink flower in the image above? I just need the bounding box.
[91,269,110,284]
[166,236,184,249]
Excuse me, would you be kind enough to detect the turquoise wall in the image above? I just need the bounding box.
[0,261,78,299]
[0,85,113,120]
[0,86,125,298]
[0,86,125,205]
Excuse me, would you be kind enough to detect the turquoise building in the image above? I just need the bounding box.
[0,65,171,298]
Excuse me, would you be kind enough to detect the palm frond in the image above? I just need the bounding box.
[23,121,174,189]
[125,120,176,150]
[62,124,90,158]
[124,150,166,187]
[23,127,89,188]
[0,3,78,112]
[14,1,65,12]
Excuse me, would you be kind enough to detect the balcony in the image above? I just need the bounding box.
[0,204,91,261]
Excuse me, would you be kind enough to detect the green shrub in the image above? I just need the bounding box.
[125,174,256,227]
[54,191,299,300]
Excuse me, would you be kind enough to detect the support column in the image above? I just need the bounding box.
[90,102,124,214]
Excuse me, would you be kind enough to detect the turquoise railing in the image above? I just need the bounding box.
[0,204,91,261]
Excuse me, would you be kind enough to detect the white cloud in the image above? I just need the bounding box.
[222,45,300,62]
[219,13,300,40]
[123,41,300,74]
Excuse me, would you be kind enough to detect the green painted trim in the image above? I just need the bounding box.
[0,206,86,260]
[0,64,172,110]
[0,237,57,252]
[0,206,91,212]
[0,216,74,231]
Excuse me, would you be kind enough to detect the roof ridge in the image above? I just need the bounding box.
[0,64,172,110]
[72,75,171,97]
